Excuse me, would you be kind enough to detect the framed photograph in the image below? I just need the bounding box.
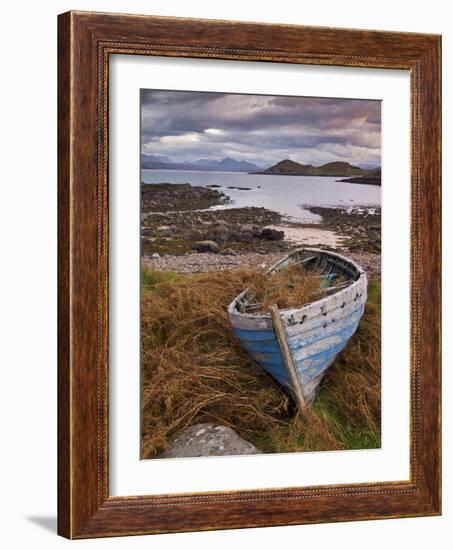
[58,11,441,539]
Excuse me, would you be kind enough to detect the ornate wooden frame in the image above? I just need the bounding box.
[58,11,441,539]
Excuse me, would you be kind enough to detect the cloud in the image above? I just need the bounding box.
[141,90,381,167]
[158,132,201,144]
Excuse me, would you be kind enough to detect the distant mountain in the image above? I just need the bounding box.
[254,159,379,177]
[141,154,261,172]
[141,157,193,171]
[141,154,194,170]
[141,154,171,164]
[192,157,261,172]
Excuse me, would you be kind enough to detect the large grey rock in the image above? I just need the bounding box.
[232,225,254,243]
[160,423,261,458]
[260,227,284,241]
[192,240,220,253]
[211,220,230,242]
[156,225,173,237]
[239,224,254,233]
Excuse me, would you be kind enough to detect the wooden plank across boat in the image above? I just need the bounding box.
[227,248,368,405]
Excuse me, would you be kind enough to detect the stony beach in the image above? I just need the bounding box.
[144,250,380,278]
[141,182,381,276]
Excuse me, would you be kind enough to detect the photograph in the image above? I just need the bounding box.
[140,90,382,459]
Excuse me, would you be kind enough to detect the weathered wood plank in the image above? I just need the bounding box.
[269,304,307,409]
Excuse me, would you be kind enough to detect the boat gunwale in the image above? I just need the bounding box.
[234,301,365,342]
[227,247,367,322]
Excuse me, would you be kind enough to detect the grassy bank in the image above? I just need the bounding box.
[141,266,381,458]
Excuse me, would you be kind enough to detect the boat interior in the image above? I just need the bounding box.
[234,249,361,314]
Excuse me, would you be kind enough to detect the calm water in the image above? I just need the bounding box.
[141,169,381,222]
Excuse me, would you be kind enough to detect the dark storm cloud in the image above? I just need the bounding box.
[140,90,381,167]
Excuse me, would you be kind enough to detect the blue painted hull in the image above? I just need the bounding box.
[227,248,368,403]
[233,304,364,398]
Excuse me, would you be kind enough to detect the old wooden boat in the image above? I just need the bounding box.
[227,248,368,405]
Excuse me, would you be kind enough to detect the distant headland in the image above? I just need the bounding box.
[252,159,380,179]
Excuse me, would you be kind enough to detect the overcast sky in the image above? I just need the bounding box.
[141,90,381,168]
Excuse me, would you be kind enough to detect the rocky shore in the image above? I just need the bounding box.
[142,183,287,256]
[142,182,229,211]
[141,182,381,275]
[307,206,381,254]
[336,175,381,186]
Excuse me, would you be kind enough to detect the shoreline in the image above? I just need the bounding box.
[141,182,381,276]
[144,250,381,278]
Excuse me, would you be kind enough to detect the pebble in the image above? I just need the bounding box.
[144,251,282,273]
[144,250,381,277]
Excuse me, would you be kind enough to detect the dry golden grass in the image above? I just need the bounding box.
[246,265,326,313]
[140,267,381,458]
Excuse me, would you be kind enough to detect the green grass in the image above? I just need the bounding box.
[305,279,381,450]
[367,279,381,307]
[141,267,185,294]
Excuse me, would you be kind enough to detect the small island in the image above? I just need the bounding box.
[336,170,381,186]
[252,159,380,178]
